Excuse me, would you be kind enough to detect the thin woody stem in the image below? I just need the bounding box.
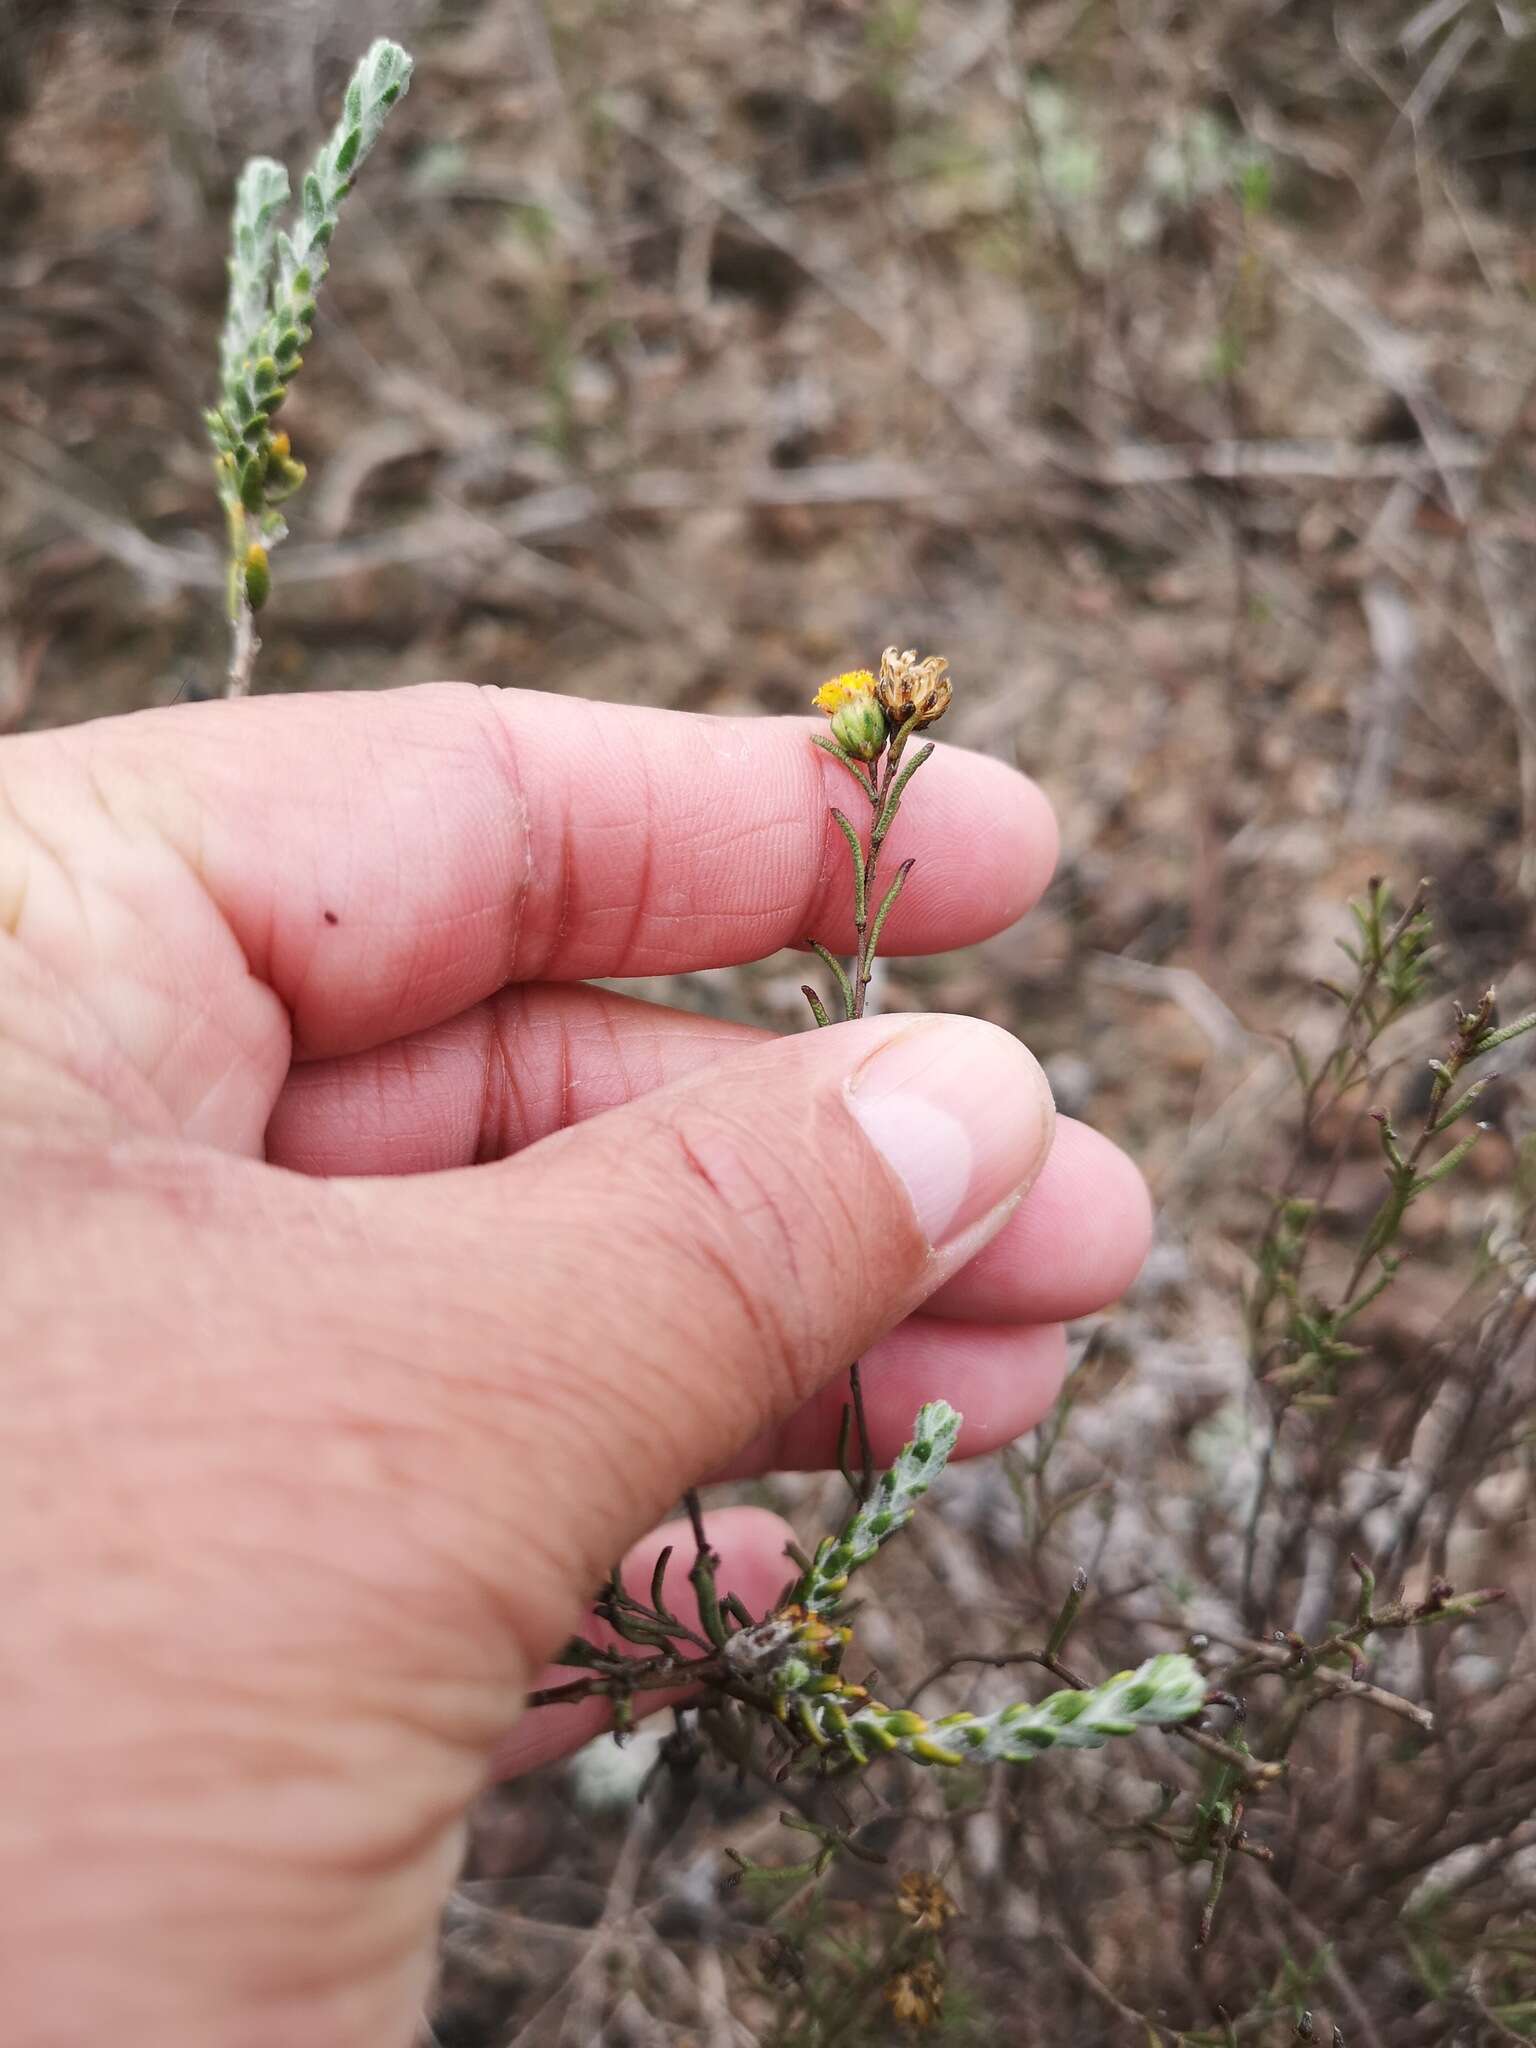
[850,714,919,1021]
[844,1359,874,1502]
[226,600,260,697]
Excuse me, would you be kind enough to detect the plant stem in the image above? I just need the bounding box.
[846,1359,873,1501]
[227,600,260,697]
[850,715,919,1019]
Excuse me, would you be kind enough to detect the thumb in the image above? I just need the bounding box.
[347,1012,1053,1663]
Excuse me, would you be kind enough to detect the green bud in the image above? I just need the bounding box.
[242,544,271,612]
[830,693,887,762]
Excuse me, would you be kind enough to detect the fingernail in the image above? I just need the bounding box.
[846,1017,1054,1251]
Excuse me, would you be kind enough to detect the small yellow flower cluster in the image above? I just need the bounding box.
[812,669,886,761]
[811,670,879,716]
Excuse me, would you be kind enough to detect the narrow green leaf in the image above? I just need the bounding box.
[863,858,915,970]
[1431,1074,1494,1135]
[829,809,867,924]
[808,941,854,1020]
[1337,1264,1396,1328]
[1475,1011,1536,1055]
[1415,1125,1487,1191]
[872,740,935,844]
[801,984,834,1030]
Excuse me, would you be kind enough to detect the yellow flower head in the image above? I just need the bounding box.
[812,670,878,715]
[813,669,887,761]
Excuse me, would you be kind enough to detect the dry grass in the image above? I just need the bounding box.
[5,1,1536,2040]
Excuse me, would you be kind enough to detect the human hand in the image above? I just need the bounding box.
[0,683,1149,2047]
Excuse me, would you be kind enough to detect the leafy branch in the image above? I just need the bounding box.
[206,39,414,693]
[529,1400,1205,1782]
[1240,879,1536,1621]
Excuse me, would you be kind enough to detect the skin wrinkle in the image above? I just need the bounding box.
[664,1104,839,1423]
[385,744,467,1055]
[378,1035,460,1147]
[145,982,276,1148]
[604,699,659,978]
[803,753,846,945]
[591,989,640,1129]
[0,936,170,1140]
[517,725,576,984]
[4,739,291,1146]
[479,995,535,1159]
[465,1353,675,1637]
[556,986,572,1136]
[491,1103,815,1501]
[0,755,31,938]
[472,687,533,997]
[135,734,299,1096]
[549,697,617,976]
[0,742,93,935]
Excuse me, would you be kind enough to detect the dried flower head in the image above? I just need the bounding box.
[812,669,887,761]
[886,1958,946,2027]
[877,647,952,730]
[897,1871,958,1932]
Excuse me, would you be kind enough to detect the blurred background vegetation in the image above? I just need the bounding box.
[4,2,1536,2041]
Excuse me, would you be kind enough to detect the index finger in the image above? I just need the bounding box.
[55,681,1057,1058]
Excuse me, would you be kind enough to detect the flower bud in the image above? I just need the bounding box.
[812,670,887,760]
[242,542,271,612]
[831,696,887,760]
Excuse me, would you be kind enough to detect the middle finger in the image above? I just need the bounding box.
[266,983,1151,1332]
